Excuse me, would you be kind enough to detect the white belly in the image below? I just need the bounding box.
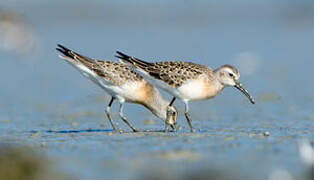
[177,79,207,101]
[71,62,127,100]
[138,69,208,101]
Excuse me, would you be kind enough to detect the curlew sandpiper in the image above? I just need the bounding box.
[56,45,178,132]
[116,51,255,132]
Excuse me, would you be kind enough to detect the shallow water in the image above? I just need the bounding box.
[0,1,313,179]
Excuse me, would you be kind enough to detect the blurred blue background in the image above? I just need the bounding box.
[0,0,313,179]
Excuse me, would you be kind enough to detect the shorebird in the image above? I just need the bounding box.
[56,44,178,132]
[116,51,255,133]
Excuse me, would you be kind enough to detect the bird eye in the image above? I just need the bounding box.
[172,111,176,115]
[228,73,234,77]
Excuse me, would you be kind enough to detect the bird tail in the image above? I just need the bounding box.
[115,51,153,70]
[56,44,95,65]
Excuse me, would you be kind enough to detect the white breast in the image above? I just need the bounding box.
[177,78,206,101]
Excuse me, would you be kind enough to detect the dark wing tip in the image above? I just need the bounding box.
[56,44,74,59]
[57,44,72,52]
[56,47,65,54]
[115,55,122,59]
[116,50,124,55]
[57,44,65,50]
[115,51,130,59]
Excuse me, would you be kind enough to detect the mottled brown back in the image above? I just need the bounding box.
[57,45,143,86]
[115,51,215,88]
[85,60,143,86]
[144,61,214,88]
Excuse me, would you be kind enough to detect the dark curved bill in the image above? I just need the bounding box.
[170,123,177,131]
[234,81,255,104]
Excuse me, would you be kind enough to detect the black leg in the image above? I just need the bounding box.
[184,102,195,133]
[119,103,137,132]
[105,97,119,132]
[169,97,176,106]
[165,106,172,133]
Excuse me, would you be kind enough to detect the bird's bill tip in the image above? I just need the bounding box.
[170,123,177,131]
[234,82,255,104]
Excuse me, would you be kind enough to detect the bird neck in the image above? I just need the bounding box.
[213,68,226,88]
[142,85,168,121]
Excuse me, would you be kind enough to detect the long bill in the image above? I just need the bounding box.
[166,106,177,132]
[170,123,177,131]
[234,80,255,104]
